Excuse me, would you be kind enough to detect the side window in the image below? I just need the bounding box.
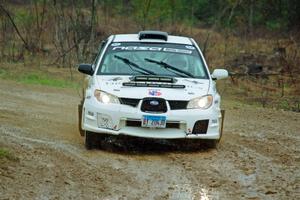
[92,40,107,70]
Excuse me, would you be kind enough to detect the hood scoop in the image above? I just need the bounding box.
[124,75,185,88]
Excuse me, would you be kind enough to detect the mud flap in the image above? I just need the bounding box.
[78,100,84,136]
[219,110,225,141]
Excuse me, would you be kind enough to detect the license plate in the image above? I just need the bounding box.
[142,115,166,128]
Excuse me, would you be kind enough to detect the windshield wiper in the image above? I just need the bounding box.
[144,58,194,78]
[114,55,156,75]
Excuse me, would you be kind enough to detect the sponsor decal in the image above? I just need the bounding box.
[112,46,192,54]
[185,45,195,50]
[112,46,162,51]
[148,89,162,96]
[111,43,121,46]
[163,48,192,54]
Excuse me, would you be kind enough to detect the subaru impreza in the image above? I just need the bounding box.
[78,31,228,149]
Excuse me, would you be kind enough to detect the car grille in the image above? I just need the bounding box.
[141,98,167,113]
[119,98,188,110]
[192,120,209,134]
[168,100,188,110]
[119,98,140,107]
[126,120,180,129]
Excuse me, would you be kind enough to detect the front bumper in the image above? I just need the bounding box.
[82,98,222,139]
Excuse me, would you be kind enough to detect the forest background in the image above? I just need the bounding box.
[0,0,299,111]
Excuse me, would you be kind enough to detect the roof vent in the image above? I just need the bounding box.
[138,31,168,41]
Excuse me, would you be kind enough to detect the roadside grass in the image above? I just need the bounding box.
[0,67,79,89]
[0,148,16,161]
[19,73,78,88]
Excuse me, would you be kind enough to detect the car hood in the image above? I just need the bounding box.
[95,76,210,100]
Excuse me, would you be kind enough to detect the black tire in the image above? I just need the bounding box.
[219,110,225,142]
[85,131,95,150]
[203,139,219,148]
[84,131,107,150]
[78,101,84,136]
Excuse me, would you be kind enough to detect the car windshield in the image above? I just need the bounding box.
[97,42,208,79]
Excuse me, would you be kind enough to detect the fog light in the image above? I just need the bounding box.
[192,120,209,134]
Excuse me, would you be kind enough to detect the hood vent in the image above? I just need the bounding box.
[124,75,184,88]
[130,75,176,83]
[122,82,185,89]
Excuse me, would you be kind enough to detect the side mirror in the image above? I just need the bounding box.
[211,69,228,80]
[78,64,93,75]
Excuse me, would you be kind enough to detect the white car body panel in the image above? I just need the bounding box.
[95,76,209,100]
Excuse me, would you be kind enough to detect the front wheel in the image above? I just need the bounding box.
[84,131,108,150]
[202,139,219,148]
[78,101,84,136]
[85,131,96,150]
[218,110,225,142]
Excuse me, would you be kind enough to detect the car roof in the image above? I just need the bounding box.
[112,34,193,45]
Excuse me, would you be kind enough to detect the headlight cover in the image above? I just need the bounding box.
[187,95,213,109]
[94,90,120,104]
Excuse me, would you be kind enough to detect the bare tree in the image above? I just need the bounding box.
[0,3,30,51]
[142,0,152,30]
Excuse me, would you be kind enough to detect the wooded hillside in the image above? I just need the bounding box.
[0,0,299,111]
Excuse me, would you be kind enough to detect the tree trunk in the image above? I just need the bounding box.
[249,0,254,36]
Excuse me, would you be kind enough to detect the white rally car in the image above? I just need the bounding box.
[78,31,228,149]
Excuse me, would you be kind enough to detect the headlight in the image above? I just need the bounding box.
[94,90,120,104]
[187,95,213,109]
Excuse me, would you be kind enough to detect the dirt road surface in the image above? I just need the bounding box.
[0,79,299,200]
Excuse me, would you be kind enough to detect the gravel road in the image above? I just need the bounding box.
[0,79,299,200]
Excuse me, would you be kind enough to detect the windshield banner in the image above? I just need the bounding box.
[110,43,194,55]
